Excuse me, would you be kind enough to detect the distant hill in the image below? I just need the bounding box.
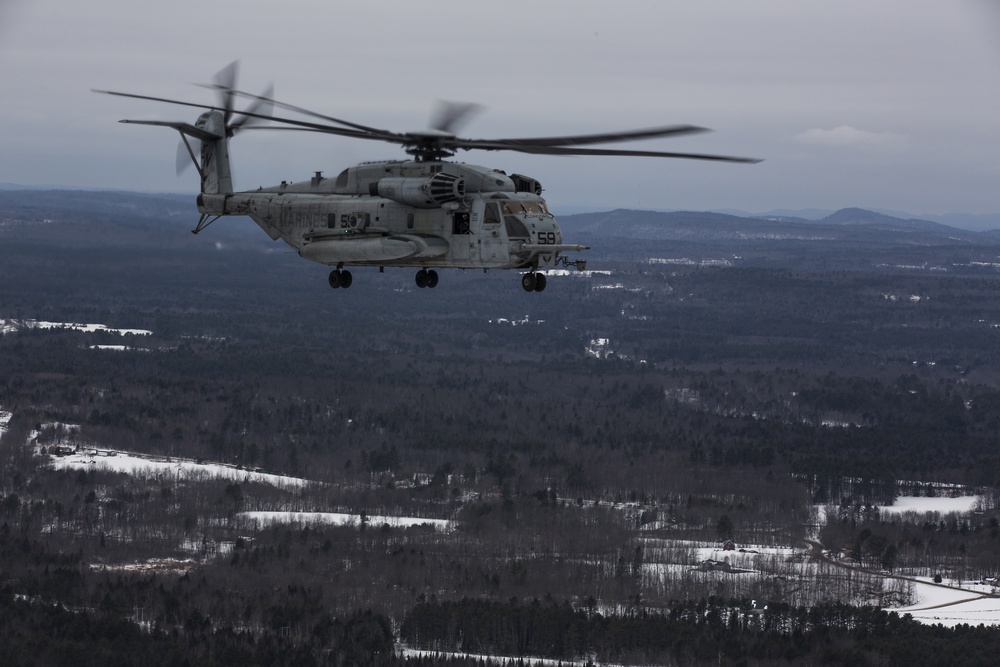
[558,207,989,246]
[1,190,997,251]
[696,207,1000,233]
[817,207,956,233]
[0,189,262,243]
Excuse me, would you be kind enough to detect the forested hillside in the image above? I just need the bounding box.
[4,191,1000,665]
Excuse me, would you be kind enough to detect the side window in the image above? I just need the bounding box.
[407,213,415,229]
[484,203,501,226]
[452,212,470,235]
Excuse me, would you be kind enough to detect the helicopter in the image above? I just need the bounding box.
[96,63,758,292]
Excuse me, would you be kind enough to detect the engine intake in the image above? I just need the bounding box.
[372,172,466,208]
[510,173,543,195]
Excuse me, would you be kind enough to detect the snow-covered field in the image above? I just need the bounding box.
[896,578,1000,627]
[0,318,152,336]
[33,422,454,533]
[401,648,619,666]
[20,415,1000,626]
[47,449,313,491]
[873,495,998,625]
[880,495,981,515]
[0,408,12,439]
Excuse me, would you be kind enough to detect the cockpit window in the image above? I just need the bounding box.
[501,199,549,215]
[484,202,502,225]
[528,200,549,214]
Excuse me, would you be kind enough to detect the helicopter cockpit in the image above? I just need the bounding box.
[500,199,550,216]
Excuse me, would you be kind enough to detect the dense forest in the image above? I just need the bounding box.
[4,190,1000,664]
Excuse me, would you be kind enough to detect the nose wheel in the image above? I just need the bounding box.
[521,272,546,292]
[328,269,353,289]
[415,269,439,288]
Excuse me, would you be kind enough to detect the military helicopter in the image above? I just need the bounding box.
[96,63,758,292]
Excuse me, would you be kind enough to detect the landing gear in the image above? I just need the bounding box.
[328,269,352,289]
[521,272,546,292]
[415,269,439,289]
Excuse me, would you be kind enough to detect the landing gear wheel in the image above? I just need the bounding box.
[533,272,547,292]
[521,272,537,292]
[329,269,353,289]
[427,270,439,289]
[415,269,429,288]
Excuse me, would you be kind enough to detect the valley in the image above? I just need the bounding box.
[4,191,1000,665]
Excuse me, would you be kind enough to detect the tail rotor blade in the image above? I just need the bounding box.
[211,60,239,124]
[176,137,201,176]
[230,83,274,133]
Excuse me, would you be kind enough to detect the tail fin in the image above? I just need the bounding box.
[193,110,233,194]
[120,110,233,194]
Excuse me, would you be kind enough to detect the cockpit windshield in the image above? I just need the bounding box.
[501,199,550,216]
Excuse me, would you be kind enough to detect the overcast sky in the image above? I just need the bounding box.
[2,0,1000,216]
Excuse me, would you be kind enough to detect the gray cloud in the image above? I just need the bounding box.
[794,126,908,150]
[0,0,998,215]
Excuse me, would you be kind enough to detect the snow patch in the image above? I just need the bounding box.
[545,269,612,278]
[1,318,152,336]
[0,409,12,439]
[47,449,313,491]
[880,495,981,516]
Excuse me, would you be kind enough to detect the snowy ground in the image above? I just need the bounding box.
[0,318,152,336]
[400,648,623,666]
[47,449,313,491]
[877,493,1000,625]
[20,415,1000,626]
[874,495,997,625]
[895,578,1000,627]
[880,495,981,515]
[34,424,453,532]
[0,408,12,439]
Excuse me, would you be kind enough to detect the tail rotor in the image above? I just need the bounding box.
[174,61,273,177]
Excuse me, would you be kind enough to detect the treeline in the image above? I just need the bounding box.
[0,592,396,667]
[9,328,1000,493]
[821,505,1000,580]
[402,597,1000,666]
[12,585,1000,667]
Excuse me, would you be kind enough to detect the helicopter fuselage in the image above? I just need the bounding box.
[102,64,756,291]
[197,160,587,277]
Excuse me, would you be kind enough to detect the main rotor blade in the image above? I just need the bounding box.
[238,123,401,142]
[481,125,710,148]
[430,100,484,134]
[95,89,398,141]
[98,86,760,163]
[229,83,274,133]
[232,89,396,138]
[484,143,762,163]
[94,88,229,113]
[117,119,220,141]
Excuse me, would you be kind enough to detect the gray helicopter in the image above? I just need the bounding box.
[97,63,758,292]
